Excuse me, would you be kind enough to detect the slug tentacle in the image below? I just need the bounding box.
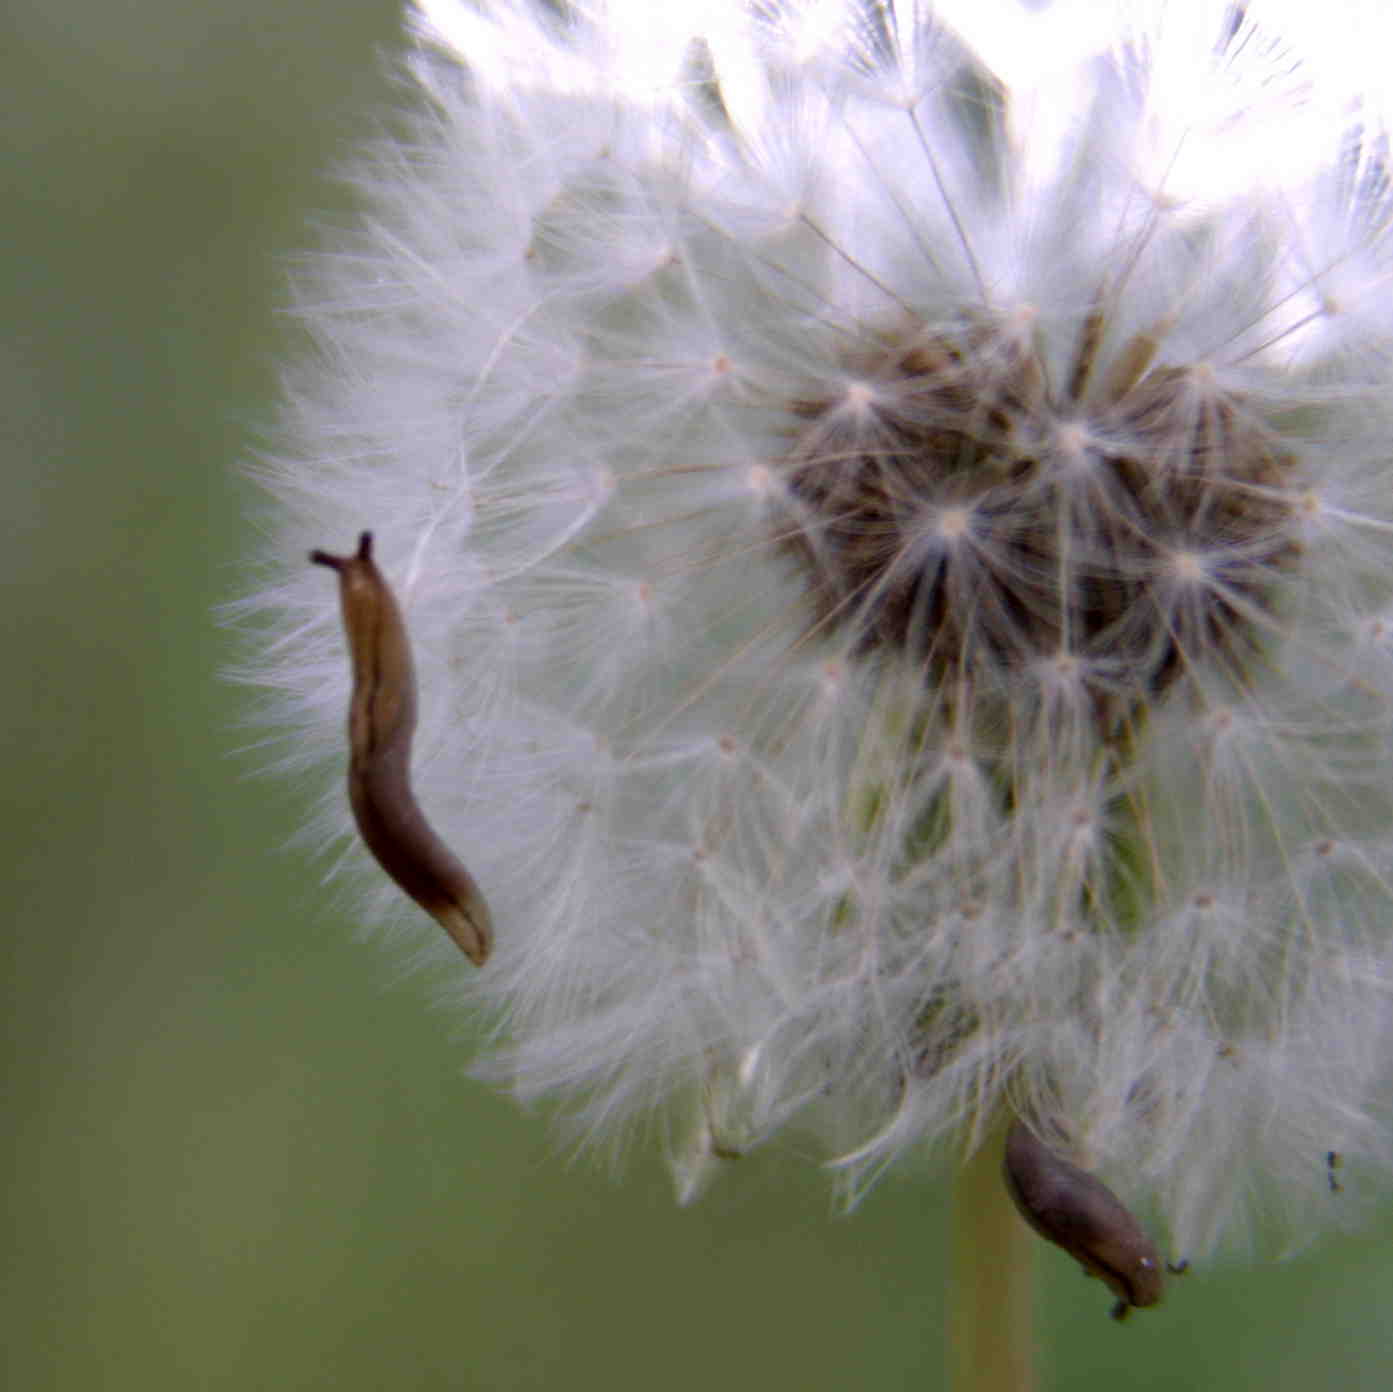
[312,532,492,966]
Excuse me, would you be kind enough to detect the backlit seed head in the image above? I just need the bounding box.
[244,0,1393,1266]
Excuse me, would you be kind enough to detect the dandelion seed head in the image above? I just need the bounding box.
[245,0,1393,1260]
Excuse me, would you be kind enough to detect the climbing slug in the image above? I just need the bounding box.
[1003,1118,1166,1320]
[311,532,492,966]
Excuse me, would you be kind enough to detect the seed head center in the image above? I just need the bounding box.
[779,315,1300,715]
[938,506,972,540]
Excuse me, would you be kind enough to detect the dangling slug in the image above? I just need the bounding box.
[1003,1118,1165,1321]
[311,532,492,966]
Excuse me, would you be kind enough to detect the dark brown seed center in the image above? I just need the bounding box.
[778,318,1299,718]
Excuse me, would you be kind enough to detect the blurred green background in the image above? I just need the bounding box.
[5,2,1393,1388]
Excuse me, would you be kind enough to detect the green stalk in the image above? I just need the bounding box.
[948,1123,1037,1392]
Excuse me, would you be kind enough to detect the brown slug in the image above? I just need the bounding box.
[311,532,492,966]
[1003,1118,1166,1320]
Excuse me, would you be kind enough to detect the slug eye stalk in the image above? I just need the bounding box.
[1003,1119,1167,1320]
[311,532,493,966]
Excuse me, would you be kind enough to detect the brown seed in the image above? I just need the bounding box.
[311,532,492,965]
[1003,1118,1165,1320]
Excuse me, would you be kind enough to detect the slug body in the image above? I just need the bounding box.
[311,532,492,966]
[1003,1119,1164,1320]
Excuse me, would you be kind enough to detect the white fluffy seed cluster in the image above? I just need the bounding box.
[254,0,1393,1256]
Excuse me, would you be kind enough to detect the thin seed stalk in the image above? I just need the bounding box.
[948,1120,1037,1392]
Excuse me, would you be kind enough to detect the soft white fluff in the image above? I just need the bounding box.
[247,0,1393,1257]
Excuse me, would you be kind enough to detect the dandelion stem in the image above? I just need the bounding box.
[948,1121,1036,1392]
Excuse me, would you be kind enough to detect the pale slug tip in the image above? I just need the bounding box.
[311,531,493,966]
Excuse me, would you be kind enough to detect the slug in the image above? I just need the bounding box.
[311,532,492,966]
[1003,1118,1165,1321]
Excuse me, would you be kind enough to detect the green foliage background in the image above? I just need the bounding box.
[5,2,1392,1386]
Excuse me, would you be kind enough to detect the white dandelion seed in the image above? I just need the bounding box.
[246,0,1393,1265]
